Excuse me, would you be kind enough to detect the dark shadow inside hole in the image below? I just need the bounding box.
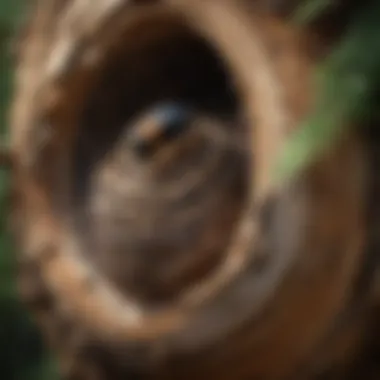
[72,27,240,208]
[68,23,247,302]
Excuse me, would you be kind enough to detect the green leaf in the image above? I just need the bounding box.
[275,0,380,183]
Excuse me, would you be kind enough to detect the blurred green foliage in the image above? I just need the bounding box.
[276,0,380,182]
[0,1,59,379]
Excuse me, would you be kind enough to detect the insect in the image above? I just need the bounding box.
[127,102,194,158]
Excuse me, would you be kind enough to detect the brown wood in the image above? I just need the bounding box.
[8,1,380,379]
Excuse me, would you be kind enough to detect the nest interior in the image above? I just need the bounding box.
[68,11,250,306]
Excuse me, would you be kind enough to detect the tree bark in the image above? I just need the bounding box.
[8,1,380,379]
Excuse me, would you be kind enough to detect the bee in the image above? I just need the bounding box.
[127,102,193,158]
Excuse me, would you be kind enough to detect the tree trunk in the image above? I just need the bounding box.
[8,1,380,379]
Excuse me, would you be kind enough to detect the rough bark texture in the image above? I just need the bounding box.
[8,0,380,379]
